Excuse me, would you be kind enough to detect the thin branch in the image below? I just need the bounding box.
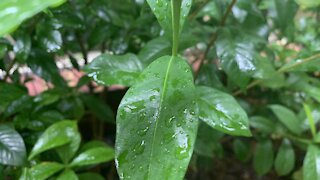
[194,0,237,78]
[232,53,320,96]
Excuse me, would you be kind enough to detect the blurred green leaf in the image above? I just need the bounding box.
[250,116,276,134]
[269,104,303,135]
[78,173,104,180]
[81,95,114,123]
[275,139,295,176]
[233,139,251,162]
[303,145,320,180]
[57,169,78,180]
[0,0,66,36]
[253,140,274,176]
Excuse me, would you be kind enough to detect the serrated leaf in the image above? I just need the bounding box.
[70,147,114,168]
[28,120,79,160]
[115,56,198,179]
[303,145,320,180]
[57,169,78,180]
[0,0,66,36]
[84,53,143,86]
[28,162,64,180]
[275,139,295,176]
[197,86,251,136]
[253,140,274,176]
[269,104,303,135]
[146,0,192,37]
[0,125,26,166]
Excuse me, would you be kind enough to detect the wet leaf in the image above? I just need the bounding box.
[0,0,66,36]
[84,53,143,86]
[115,56,198,179]
[70,146,114,167]
[28,120,79,160]
[0,125,26,166]
[197,86,251,136]
[28,162,64,180]
[146,0,192,37]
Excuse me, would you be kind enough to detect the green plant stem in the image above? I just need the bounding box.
[171,0,182,56]
[303,103,317,139]
[233,53,320,96]
[194,0,237,78]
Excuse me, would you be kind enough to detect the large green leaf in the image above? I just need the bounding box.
[84,53,143,86]
[275,139,295,176]
[253,140,274,176]
[303,145,320,180]
[70,146,114,167]
[0,0,65,36]
[28,120,79,160]
[196,86,251,136]
[115,56,198,179]
[0,125,26,166]
[146,0,192,37]
[269,104,303,135]
[28,162,64,180]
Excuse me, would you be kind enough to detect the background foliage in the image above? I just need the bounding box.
[1,0,320,179]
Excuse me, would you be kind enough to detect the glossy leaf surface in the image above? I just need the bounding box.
[0,125,26,166]
[84,53,143,86]
[70,147,114,167]
[146,0,192,37]
[303,145,320,180]
[28,120,79,160]
[115,56,198,179]
[0,0,65,36]
[197,86,251,136]
[28,162,64,180]
[275,139,295,176]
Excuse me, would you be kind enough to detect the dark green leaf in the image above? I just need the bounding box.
[275,139,295,176]
[115,56,198,179]
[303,145,320,180]
[269,104,303,135]
[250,116,276,134]
[56,96,84,120]
[233,139,251,162]
[28,120,79,160]
[0,125,26,166]
[296,0,320,8]
[253,140,274,176]
[0,83,27,113]
[84,53,143,86]
[138,37,171,65]
[0,0,66,36]
[197,86,251,136]
[78,173,104,180]
[81,95,114,123]
[13,32,31,62]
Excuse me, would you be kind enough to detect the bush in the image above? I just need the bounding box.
[0,0,320,179]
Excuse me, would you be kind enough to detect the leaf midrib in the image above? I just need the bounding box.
[147,56,174,179]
